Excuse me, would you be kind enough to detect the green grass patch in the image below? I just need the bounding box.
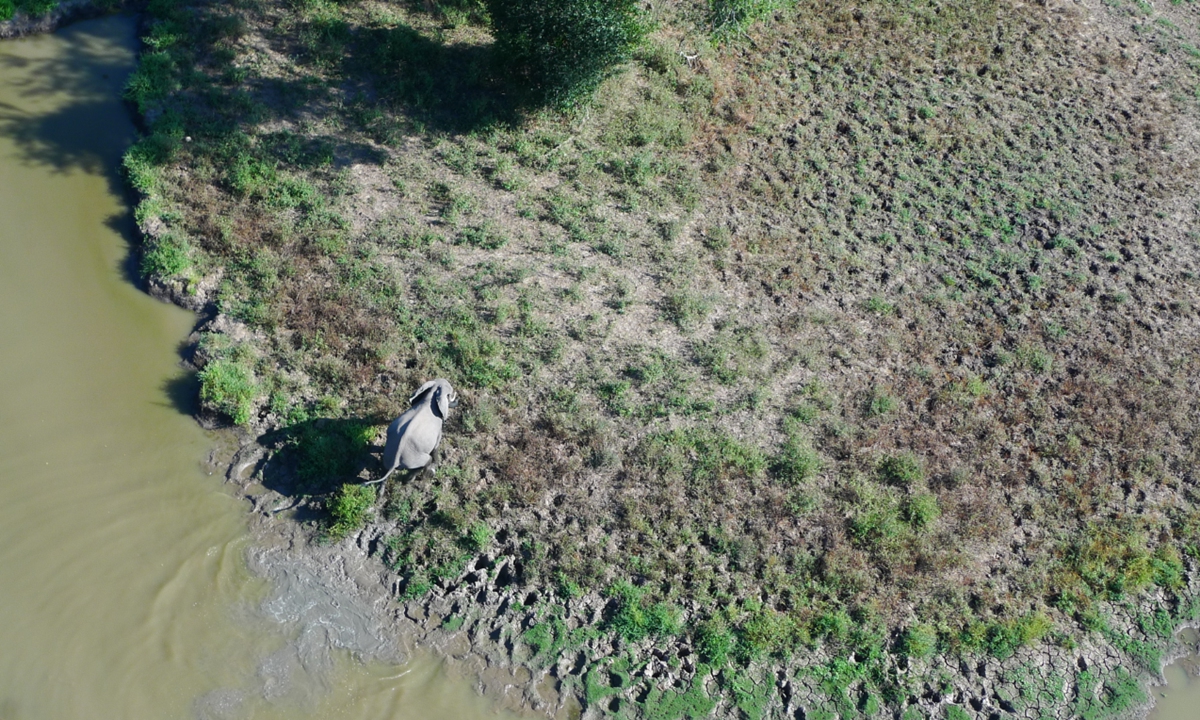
[326,483,375,539]
[605,580,682,642]
[198,356,258,426]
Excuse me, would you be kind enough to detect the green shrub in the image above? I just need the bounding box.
[863,296,896,317]
[813,610,852,643]
[710,0,785,35]
[695,617,734,665]
[903,493,941,529]
[141,232,192,279]
[1071,668,1145,719]
[640,428,767,485]
[865,387,897,416]
[124,50,179,114]
[605,580,681,641]
[1,0,61,20]
[773,437,821,486]
[327,483,375,539]
[662,288,712,329]
[877,452,924,487]
[486,0,647,106]
[1015,612,1053,646]
[1152,545,1185,589]
[401,571,432,600]
[848,497,902,546]
[899,623,938,658]
[290,419,376,488]
[198,357,258,425]
[960,613,1051,659]
[944,705,971,720]
[735,607,795,661]
[462,521,494,553]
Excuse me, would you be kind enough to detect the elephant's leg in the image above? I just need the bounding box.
[408,451,433,472]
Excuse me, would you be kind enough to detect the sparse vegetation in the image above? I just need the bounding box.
[119,0,1200,716]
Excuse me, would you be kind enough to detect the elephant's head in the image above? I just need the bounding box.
[410,378,457,418]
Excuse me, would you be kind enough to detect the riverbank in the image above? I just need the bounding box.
[121,0,1200,718]
[0,0,125,38]
[206,429,1200,720]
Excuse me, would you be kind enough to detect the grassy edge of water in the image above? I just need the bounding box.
[109,0,1200,717]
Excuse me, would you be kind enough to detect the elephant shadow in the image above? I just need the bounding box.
[257,417,385,510]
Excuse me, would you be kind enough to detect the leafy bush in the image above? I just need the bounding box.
[813,610,852,643]
[486,0,646,106]
[462,521,494,552]
[710,0,785,36]
[289,419,376,489]
[899,623,938,658]
[123,50,179,114]
[735,607,795,662]
[141,232,192,279]
[773,435,821,486]
[198,357,258,425]
[662,288,712,329]
[945,705,972,720]
[960,613,1051,659]
[640,428,767,485]
[695,617,734,665]
[400,571,432,600]
[903,492,941,529]
[0,0,61,21]
[877,452,924,487]
[605,580,681,641]
[848,494,902,546]
[327,483,375,539]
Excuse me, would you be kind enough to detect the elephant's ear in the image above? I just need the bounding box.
[409,380,438,406]
[433,386,450,418]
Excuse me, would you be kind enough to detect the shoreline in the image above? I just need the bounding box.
[208,431,1200,720]
[0,0,130,39]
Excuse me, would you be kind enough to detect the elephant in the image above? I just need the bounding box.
[368,379,457,484]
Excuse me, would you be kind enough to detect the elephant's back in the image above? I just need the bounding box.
[397,405,442,468]
[383,407,420,468]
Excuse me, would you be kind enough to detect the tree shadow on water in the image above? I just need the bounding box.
[1,17,149,289]
[0,15,140,191]
[158,370,201,416]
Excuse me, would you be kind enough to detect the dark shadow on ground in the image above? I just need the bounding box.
[347,23,523,135]
[257,417,383,500]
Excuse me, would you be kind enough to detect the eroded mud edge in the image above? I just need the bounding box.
[202,435,1200,720]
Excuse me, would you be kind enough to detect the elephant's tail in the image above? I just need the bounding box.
[364,466,396,486]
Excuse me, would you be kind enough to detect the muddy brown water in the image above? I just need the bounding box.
[1148,629,1200,720]
[0,15,518,720]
